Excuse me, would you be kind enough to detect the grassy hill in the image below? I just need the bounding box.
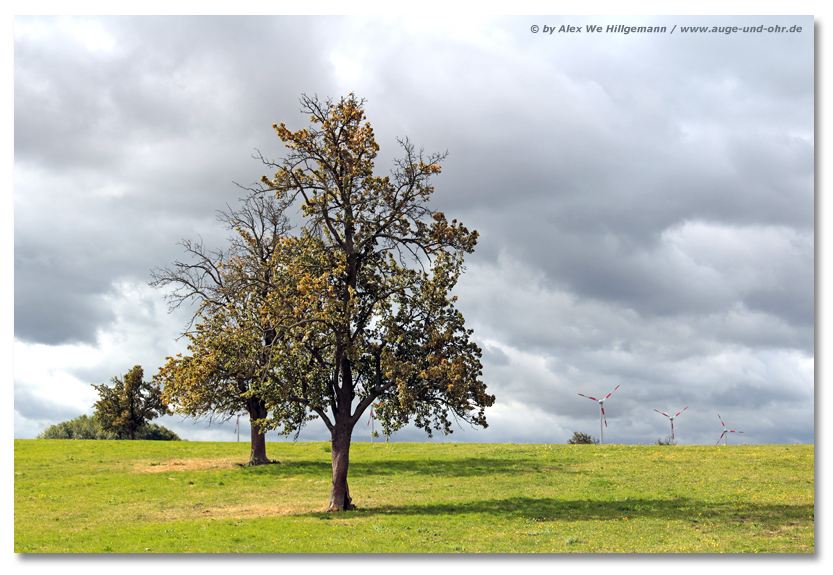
[14,439,813,553]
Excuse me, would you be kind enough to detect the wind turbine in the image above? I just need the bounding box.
[367,403,375,443]
[654,406,688,442]
[578,385,620,444]
[234,411,248,442]
[716,413,743,445]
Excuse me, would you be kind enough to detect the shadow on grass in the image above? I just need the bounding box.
[239,457,576,478]
[306,496,814,526]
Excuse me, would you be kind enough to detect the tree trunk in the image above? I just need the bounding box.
[327,426,356,511]
[246,399,273,466]
[248,425,271,466]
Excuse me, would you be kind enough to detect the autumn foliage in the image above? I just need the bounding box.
[255,94,494,510]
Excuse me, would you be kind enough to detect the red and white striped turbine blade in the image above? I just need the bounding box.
[716,430,727,445]
[654,409,670,418]
[718,413,726,427]
[578,393,598,401]
[675,407,688,418]
[604,385,620,399]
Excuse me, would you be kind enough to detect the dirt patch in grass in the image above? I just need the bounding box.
[135,458,241,473]
[160,501,320,521]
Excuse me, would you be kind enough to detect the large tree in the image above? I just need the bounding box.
[255,94,494,511]
[151,192,295,465]
[92,366,169,440]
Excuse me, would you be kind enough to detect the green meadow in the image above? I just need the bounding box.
[14,439,813,553]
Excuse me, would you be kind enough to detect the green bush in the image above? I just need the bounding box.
[568,432,599,445]
[135,423,181,441]
[37,415,117,440]
[37,415,180,441]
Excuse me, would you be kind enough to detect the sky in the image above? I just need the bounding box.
[12,14,816,447]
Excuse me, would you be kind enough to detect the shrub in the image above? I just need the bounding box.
[654,436,677,446]
[37,415,118,440]
[135,423,181,441]
[568,432,599,445]
[38,415,180,441]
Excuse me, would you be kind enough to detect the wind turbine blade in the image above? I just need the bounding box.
[578,393,598,401]
[717,430,727,445]
[654,409,670,418]
[675,407,688,418]
[601,405,608,427]
[604,385,620,399]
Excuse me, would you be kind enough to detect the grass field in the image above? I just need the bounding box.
[14,439,813,553]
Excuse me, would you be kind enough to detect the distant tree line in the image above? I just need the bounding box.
[37,414,180,441]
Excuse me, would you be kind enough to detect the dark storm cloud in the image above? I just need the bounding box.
[13,16,340,345]
[14,17,328,172]
[353,17,813,347]
[13,15,814,444]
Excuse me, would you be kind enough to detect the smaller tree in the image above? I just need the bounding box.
[568,431,599,445]
[151,191,295,466]
[92,366,169,440]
